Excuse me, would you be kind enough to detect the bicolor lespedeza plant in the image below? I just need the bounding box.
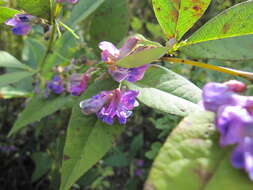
[1,0,253,189]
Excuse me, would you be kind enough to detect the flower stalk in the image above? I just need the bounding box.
[163,57,253,82]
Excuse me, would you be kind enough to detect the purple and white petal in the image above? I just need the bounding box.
[119,37,139,58]
[80,91,112,115]
[108,66,129,82]
[80,89,139,125]
[126,64,150,82]
[67,0,79,4]
[99,41,119,57]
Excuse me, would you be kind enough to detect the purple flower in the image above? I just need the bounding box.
[223,80,246,93]
[0,145,17,154]
[202,80,253,181]
[216,106,253,146]
[99,37,150,82]
[67,73,89,96]
[80,89,139,125]
[231,137,253,180]
[202,82,236,112]
[56,0,79,4]
[135,169,143,177]
[136,159,144,167]
[108,64,150,82]
[5,14,35,35]
[46,75,65,95]
[202,81,248,112]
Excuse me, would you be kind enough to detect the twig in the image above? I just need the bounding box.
[162,57,253,82]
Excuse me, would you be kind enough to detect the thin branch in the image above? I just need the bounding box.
[162,57,253,82]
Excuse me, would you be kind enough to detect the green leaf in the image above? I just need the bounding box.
[129,134,143,158]
[89,0,129,49]
[126,65,201,116]
[67,0,105,26]
[0,86,31,99]
[179,1,253,60]
[24,38,46,68]
[145,142,162,160]
[0,1,6,6]
[180,34,253,61]
[9,95,72,136]
[104,149,129,167]
[60,79,122,190]
[44,33,77,76]
[145,111,253,190]
[0,51,32,70]
[0,71,36,87]
[31,152,53,182]
[152,0,178,39]
[176,0,211,39]
[0,6,21,24]
[152,0,211,40]
[181,1,253,46]
[116,47,169,68]
[16,0,50,19]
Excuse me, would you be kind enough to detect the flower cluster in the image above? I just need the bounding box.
[5,0,79,35]
[202,80,253,180]
[46,73,89,97]
[99,37,150,82]
[78,36,153,125]
[80,89,139,125]
[5,14,35,35]
[134,159,145,177]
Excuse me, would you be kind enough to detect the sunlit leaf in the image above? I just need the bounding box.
[0,6,20,24]
[0,71,36,87]
[181,34,253,61]
[152,0,211,40]
[0,86,30,99]
[0,51,32,70]
[181,1,253,45]
[126,65,201,116]
[145,111,253,190]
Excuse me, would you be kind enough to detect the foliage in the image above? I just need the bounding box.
[1,0,253,189]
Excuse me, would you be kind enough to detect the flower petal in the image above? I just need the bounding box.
[99,41,119,56]
[119,37,139,58]
[126,64,150,82]
[12,23,32,35]
[108,66,129,82]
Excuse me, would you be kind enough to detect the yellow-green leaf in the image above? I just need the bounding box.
[0,6,20,24]
[182,0,253,46]
[152,0,211,40]
[145,111,253,190]
[116,47,168,68]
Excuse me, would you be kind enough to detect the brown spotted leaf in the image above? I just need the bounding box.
[179,0,253,60]
[145,111,253,190]
[152,0,178,39]
[152,0,211,40]
[176,0,211,39]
